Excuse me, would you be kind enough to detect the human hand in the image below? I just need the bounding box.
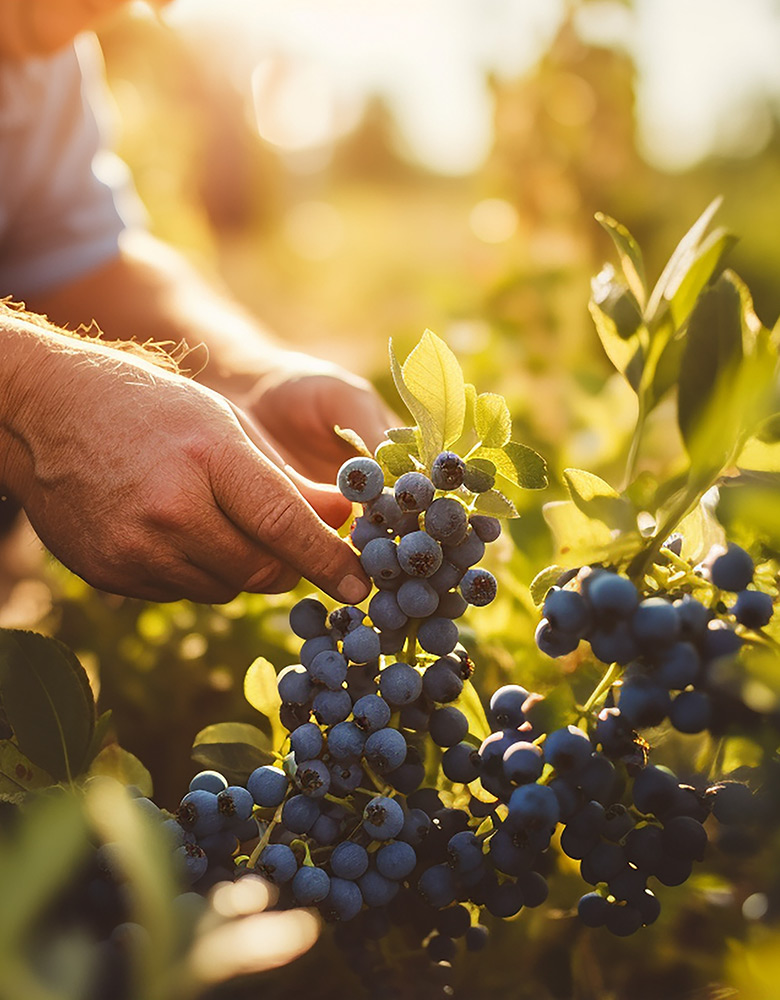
[239,351,396,484]
[0,328,370,605]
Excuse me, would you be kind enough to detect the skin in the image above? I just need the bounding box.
[31,232,394,485]
[0,310,373,605]
[0,4,396,603]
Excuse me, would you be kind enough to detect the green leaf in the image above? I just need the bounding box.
[464,383,478,437]
[244,657,286,751]
[475,442,548,490]
[85,779,180,991]
[672,492,726,565]
[0,740,53,799]
[375,440,415,477]
[334,425,372,458]
[389,339,440,465]
[647,196,723,321]
[737,437,780,473]
[191,722,274,783]
[563,468,635,532]
[475,393,511,448]
[401,330,466,462]
[457,680,491,742]
[677,273,744,470]
[542,500,614,566]
[648,326,686,407]
[0,630,96,782]
[88,743,153,797]
[524,685,578,735]
[529,565,566,607]
[595,212,647,305]
[463,458,496,493]
[588,289,644,392]
[0,789,90,949]
[85,709,113,766]
[669,227,738,329]
[385,427,418,445]
[474,489,519,519]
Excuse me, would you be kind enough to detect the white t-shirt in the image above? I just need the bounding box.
[0,38,135,299]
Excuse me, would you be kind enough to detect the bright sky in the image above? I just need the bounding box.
[157,0,780,174]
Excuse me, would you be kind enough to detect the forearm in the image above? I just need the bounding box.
[0,308,56,498]
[28,230,289,398]
[0,303,170,498]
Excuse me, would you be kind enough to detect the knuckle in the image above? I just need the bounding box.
[243,558,288,594]
[253,497,300,547]
[145,486,200,531]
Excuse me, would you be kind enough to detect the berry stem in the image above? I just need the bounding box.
[402,622,420,665]
[363,762,395,797]
[248,801,285,867]
[580,661,622,718]
[324,793,358,813]
[627,483,704,582]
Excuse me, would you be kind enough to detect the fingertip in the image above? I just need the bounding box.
[337,572,371,605]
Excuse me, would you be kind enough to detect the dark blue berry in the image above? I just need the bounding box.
[292,865,331,905]
[394,472,435,513]
[338,457,385,503]
[289,597,329,639]
[379,662,423,706]
[709,544,754,591]
[734,590,773,629]
[424,497,469,544]
[417,616,459,655]
[362,796,405,840]
[247,765,289,807]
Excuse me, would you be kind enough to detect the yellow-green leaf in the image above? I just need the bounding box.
[529,566,566,607]
[334,426,372,458]
[588,291,644,392]
[457,680,491,742]
[474,489,519,519]
[0,740,53,798]
[192,722,274,783]
[563,468,634,532]
[542,500,614,566]
[464,383,478,436]
[475,443,547,490]
[475,393,511,448]
[244,657,286,750]
[647,196,723,321]
[389,339,441,465]
[385,427,418,445]
[401,330,465,460]
[88,743,153,797]
[595,212,647,305]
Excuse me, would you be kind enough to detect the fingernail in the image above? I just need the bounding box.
[338,573,369,604]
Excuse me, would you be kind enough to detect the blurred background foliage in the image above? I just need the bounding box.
[3,0,780,997]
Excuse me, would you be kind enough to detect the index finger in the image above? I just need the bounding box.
[208,438,370,606]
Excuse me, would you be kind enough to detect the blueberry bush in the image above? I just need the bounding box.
[1,205,779,1000]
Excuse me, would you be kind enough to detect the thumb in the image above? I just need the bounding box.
[209,440,370,605]
[285,470,352,529]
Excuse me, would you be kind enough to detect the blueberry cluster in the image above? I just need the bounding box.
[536,543,775,737]
[339,454,500,651]
[145,476,776,976]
